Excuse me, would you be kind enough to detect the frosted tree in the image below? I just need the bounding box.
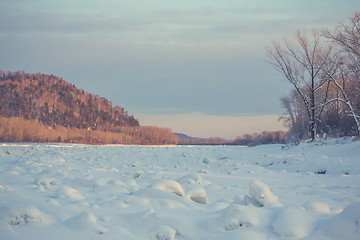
[319,60,360,136]
[322,12,360,136]
[268,31,333,141]
[325,12,360,60]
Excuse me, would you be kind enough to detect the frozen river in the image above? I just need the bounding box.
[0,140,359,239]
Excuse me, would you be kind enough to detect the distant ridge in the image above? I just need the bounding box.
[175,132,227,145]
[174,133,194,139]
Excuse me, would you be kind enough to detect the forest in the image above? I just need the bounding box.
[268,12,360,142]
[0,71,139,129]
[0,71,178,145]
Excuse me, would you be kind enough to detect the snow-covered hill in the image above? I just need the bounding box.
[0,139,359,239]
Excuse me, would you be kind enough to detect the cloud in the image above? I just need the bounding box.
[1,0,353,49]
[1,0,337,44]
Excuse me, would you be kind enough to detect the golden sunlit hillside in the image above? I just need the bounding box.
[0,71,178,145]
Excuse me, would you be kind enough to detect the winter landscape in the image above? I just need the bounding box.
[1,1,360,240]
[1,139,359,240]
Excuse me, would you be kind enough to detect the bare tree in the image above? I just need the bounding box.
[268,30,333,141]
[325,12,360,58]
[320,66,360,136]
[324,12,360,94]
[322,12,360,137]
[280,90,309,140]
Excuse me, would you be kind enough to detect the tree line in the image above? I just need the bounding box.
[177,131,287,146]
[231,131,287,146]
[0,116,178,145]
[268,12,360,141]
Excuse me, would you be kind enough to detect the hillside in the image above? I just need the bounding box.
[0,71,139,130]
[0,71,178,145]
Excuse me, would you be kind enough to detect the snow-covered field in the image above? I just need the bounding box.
[0,139,359,240]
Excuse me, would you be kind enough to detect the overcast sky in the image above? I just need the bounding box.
[1,0,359,138]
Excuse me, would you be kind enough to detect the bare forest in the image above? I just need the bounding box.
[268,12,360,141]
[0,71,178,145]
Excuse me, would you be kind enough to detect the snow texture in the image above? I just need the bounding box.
[272,207,315,239]
[65,212,108,234]
[245,179,281,207]
[150,179,184,196]
[185,186,209,204]
[0,139,359,239]
[1,205,55,226]
[55,186,85,200]
[322,201,360,240]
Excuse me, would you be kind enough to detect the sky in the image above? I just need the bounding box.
[1,0,359,139]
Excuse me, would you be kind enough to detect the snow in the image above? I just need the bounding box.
[65,212,108,234]
[150,179,185,196]
[0,139,359,239]
[322,201,360,240]
[185,186,209,204]
[272,207,315,239]
[303,201,331,214]
[153,225,178,240]
[55,186,86,200]
[245,179,281,207]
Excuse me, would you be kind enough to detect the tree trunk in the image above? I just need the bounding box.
[310,70,316,141]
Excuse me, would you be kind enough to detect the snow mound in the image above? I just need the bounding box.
[222,204,262,230]
[322,201,360,240]
[47,198,60,206]
[178,173,211,185]
[55,186,85,200]
[35,177,59,191]
[150,179,184,196]
[133,170,144,179]
[1,205,55,226]
[153,225,177,240]
[245,180,281,207]
[186,186,209,204]
[65,212,108,234]
[272,207,315,239]
[204,203,265,234]
[303,201,331,214]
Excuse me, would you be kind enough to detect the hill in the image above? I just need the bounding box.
[0,71,138,130]
[0,71,178,145]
